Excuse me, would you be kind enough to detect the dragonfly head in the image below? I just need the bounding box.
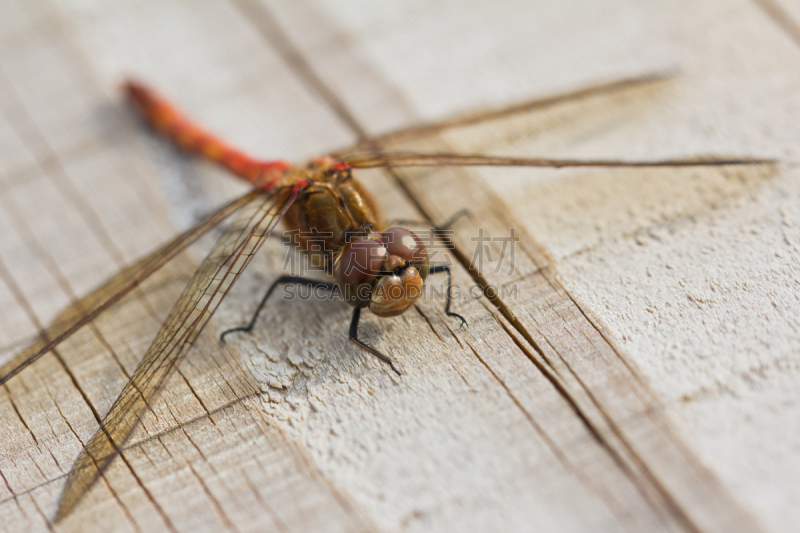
[336,228,430,317]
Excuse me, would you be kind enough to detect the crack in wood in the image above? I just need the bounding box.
[185,461,238,532]
[229,3,758,530]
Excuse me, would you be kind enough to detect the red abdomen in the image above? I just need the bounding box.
[126,81,292,190]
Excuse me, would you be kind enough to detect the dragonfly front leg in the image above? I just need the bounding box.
[349,306,402,376]
[220,276,337,342]
[429,265,467,328]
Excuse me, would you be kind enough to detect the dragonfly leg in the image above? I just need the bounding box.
[220,276,337,342]
[349,306,402,376]
[429,265,467,329]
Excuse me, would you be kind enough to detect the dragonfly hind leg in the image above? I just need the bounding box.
[429,265,467,329]
[349,306,402,376]
[220,276,337,342]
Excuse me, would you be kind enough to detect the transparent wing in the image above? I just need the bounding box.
[55,186,297,521]
[342,152,773,169]
[329,72,673,158]
[0,190,262,386]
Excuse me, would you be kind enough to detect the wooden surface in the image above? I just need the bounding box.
[1,1,799,532]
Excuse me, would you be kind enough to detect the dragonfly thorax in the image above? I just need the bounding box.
[283,159,430,317]
[283,160,377,267]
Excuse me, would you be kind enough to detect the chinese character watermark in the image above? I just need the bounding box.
[469,227,519,275]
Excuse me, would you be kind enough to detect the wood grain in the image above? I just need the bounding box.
[1,1,798,532]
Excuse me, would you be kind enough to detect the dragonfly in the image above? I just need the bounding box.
[0,79,770,522]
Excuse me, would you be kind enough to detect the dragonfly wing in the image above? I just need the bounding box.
[329,73,675,159]
[55,187,296,521]
[0,190,262,386]
[342,152,773,168]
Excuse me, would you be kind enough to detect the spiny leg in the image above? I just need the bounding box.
[220,276,337,342]
[429,265,467,328]
[349,306,401,376]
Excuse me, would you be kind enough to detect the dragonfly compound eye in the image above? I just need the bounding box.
[381,228,426,260]
[381,227,429,278]
[337,240,388,304]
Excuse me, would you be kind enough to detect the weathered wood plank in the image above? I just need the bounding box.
[0,1,372,531]
[1,1,799,532]
[455,3,800,532]
[251,1,800,532]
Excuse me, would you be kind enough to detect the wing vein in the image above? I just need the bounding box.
[0,190,261,386]
[54,187,297,521]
